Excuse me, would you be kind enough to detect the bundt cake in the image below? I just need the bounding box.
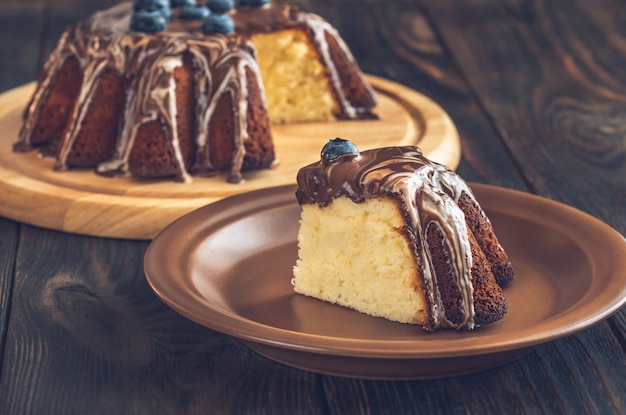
[13,0,377,183]
[293,139,515,331]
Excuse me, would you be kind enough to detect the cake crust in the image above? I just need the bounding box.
[15,2,275,183]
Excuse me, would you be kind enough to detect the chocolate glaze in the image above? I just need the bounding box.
[296,146,489,330]
[232,3,377,119]
[15,2,267,183]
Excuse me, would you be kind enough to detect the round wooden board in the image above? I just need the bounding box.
[0,75,460,239]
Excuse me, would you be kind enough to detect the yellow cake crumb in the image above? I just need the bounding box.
[251,29,339,123]
[293,196,429,325]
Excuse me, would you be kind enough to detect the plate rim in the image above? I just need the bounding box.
[144,183,626,360]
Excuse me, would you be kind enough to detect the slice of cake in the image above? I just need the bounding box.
[293,139,514,331]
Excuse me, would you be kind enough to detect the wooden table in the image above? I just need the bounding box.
[1,0,625,413]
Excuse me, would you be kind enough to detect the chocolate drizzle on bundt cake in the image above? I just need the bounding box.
[15,2,274,183]
[293,139,514,331]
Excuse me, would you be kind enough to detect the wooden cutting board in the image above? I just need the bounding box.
[0,75,460,239]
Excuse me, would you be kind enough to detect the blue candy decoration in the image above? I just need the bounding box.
[201,13,234,34]
[206,0,235,13]
[134,0,171,18]
[179,5,210,19]
[131,10,168,32]
[170,0,195,7]
[239,0,270,7]
[321,138,359,161]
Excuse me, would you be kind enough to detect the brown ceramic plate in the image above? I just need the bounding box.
[144,184,626,380]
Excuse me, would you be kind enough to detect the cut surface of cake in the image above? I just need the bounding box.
[233,2,377,123]
[293,139,514,331]
[13,0,377,183]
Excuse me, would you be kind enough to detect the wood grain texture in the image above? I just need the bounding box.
[0,3,46,92]
[420,0,626,235]
[0,226,327,414]
[0,218,19,370]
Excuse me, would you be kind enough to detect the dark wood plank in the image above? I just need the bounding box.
[0,218,19,373]
[419,0,626,235]
[0,3,46,92]
[319,325,626,414]
[0,225,326,414]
